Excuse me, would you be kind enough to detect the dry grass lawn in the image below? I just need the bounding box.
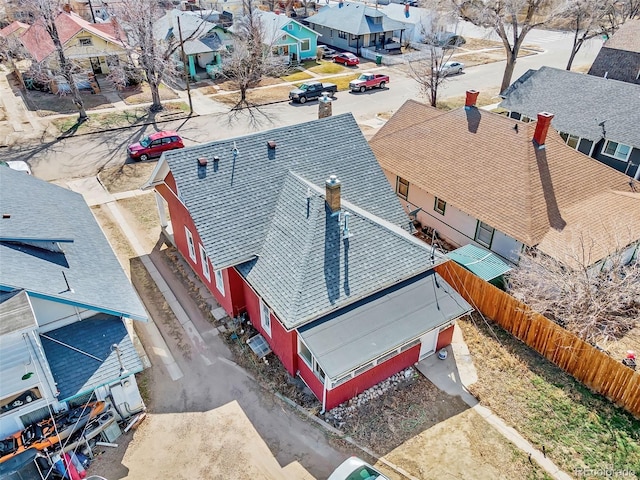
[460,314,640,477]
[24,90,113,116]
[120,83,179,105]
[98,162,158,194]
[212,85,293,106]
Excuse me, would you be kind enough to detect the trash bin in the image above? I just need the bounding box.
[375,54,382,65]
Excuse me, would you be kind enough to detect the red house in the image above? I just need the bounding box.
[144,114,472,411]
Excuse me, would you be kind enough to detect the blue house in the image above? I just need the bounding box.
[255,11,320,63]
[0,168,148,438]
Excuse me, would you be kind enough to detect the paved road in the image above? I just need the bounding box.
[6,25,602,181]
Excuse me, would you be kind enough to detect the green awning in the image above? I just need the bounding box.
[446,244,511,281]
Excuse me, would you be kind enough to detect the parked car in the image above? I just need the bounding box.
[317,45,336,58]
[349,73,389,92]
[1,160,32,175]
[333,52,359,66]
[328,457,390,480]
[435,61,465,75]
[127,130,184,161]
[289,81,337,103]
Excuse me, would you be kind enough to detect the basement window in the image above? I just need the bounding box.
[79,38,93,47]
[475,221,495,248]
[602,140,631,161]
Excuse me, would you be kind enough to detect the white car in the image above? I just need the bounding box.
[317,45,337,58]
[435,61,465,75]
[1,160,32,175]
[328,457,390,480]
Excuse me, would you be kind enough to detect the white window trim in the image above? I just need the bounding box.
[601,140,632,162]
[79,38,93,46]
[328,337,421,389]
[298,338,325,383]
[396,176,409,200]
[185,226,197,262]
[199,244,210,281]
[475,221,495,248]
[260,299,272,337]
[214,269,225,295]
[300,39,310,51]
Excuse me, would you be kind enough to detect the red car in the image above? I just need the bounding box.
[333,52,359,66]
[128,130,184,161]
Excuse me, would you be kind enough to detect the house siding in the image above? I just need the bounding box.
[240,279,297,375]
[308,24,358,53]
[156,176,234,313]
[592,140,640,179]
[383,169,521,263]
[287,21,319,60]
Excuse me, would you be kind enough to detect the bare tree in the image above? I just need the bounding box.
[561,0,611,70]
[23,0,88,120]
[408,6,459,107]
[508,235,640,346]
[221,0,288,112]
[451,0,558,93]
[111,0,209,111]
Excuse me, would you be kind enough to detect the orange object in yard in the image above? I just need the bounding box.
[0,401,105,464]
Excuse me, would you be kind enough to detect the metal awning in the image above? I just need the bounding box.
[446,244,512,282]
[297,270,472,380]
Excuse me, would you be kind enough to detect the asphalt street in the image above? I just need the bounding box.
[6,25,602,182]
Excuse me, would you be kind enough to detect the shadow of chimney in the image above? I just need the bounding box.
[465,107,481,134]
[324,203,341,304]
[534,144,566,231]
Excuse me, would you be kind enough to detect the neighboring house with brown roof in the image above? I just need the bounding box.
[19,11,126,75]
[369,94,640,268]
[588,19,640,85]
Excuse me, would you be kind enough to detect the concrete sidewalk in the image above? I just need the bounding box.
[417,325,573,480]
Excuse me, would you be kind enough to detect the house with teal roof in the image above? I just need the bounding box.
[255,11,320,63]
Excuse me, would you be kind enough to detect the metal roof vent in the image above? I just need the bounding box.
[267,140,276,149]
[2,214,10,219]
[198,157,208,166]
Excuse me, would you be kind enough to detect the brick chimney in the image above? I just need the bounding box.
[325,175,341,213]
[465,90,479,108]
[533,112,554,148]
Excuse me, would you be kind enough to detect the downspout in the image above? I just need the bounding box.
[320,375,328,415]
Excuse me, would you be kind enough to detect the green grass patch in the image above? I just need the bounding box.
[460,315,640,477]
[319,74,360,91]
[307,61,347,75]
[300,59,322,69]
[280,71,314,82]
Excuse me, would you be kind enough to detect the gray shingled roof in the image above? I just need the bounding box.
[0,290,36,336]
[236,172,442,328]
[298,269,472,379]
[153,9,217,41]
[307,2,408,35]
[588,47,640,85]
[500,66,640,147]
[0,168,147,321]
[40,314,143,401]
[162,113,410,270]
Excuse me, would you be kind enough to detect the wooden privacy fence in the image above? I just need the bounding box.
[435,260,640,419]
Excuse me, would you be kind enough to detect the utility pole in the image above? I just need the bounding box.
[177,16,193,115]
[86,0,97,23]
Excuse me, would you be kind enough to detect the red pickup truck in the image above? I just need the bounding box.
[349,73,389,93]
[349,73,389,92]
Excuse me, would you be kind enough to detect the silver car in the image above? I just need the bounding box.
[435,61,465,75]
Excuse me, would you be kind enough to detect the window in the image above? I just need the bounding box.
[560,132,580,149]
[287,23,293,31]
[338,31,347,39]
[434,197,446,215]
[300,39,310,51]
[475,221,494,248]
[298,339,312,367]
[314,362,325,383]
[1,387,42,415]
[602,140,631,161]
[330,29,333,38]
[214,269,225,295]
[396,176,409,200]
[185,227,197,262]
[199,244,210,281]
[260,299,271,337]
[79,38,93,47]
